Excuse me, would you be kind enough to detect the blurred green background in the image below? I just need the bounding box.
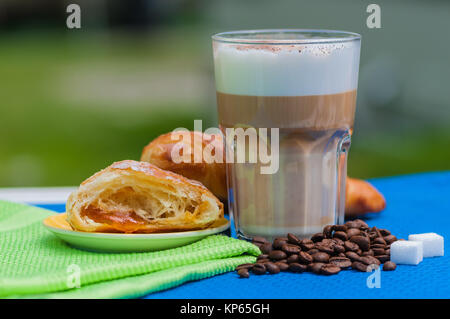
[1,0,449,187]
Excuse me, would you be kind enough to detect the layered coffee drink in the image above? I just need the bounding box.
[212,30,361,240]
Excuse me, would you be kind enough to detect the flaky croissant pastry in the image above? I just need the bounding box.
[66,160,224,233]
[141,131,227,201]
[142,131,386,217]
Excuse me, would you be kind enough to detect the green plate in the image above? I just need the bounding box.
[43,213,230,253]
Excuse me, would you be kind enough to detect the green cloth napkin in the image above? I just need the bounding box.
[0,200,260,299]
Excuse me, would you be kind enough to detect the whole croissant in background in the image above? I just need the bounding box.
[141,131,227,201]
[344,177,386,217]
[141,131,386,217]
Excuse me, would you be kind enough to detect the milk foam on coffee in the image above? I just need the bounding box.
[213,37,361,240]
[214,42,360,97]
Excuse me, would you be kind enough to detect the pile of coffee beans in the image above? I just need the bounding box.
[236,219,398,278]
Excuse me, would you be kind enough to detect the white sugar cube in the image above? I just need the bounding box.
[390,241,423,265]
[408,233,444,257]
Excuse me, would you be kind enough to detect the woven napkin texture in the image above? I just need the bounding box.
[0,200,259,298]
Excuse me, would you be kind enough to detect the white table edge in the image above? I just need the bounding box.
[0,187,76,204]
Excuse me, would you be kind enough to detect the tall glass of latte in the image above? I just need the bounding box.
[212,30,361,240]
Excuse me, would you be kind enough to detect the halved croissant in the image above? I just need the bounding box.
[141,131,386,217]
[66,160,224,233]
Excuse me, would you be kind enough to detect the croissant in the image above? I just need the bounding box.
[142,131,386,217]
[141,131,227,201]
[66,160,224,233]
[345,177,386,217]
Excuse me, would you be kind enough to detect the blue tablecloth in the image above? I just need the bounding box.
[34,171,450,299]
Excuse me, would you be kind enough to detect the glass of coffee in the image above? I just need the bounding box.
[212,30,361,240]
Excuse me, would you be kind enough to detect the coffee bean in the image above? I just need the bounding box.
[238,268,250,278]
[256,258,270,264]
[236,263,254,271]
[345,220,360,229]
[321,238,334,245]
[260,243,273,254]
[352,261,368,272]
[323,225,333,238]
[265,262,281,274]
[307,248,319,255]
[360,232,369,238]
[332,238,345,246]
[252,236,269,244]
[333,231,348,241]
[257,254,269,260]
[346,228,361,238]
[345,251,362,262]
[368,230,378,239]
[379,229,391,236]
[281,243,301,255]
[299,239,315,250]
[308,262,325,274]
[275,262,289,271]
[288,263,307,273]
[338,253,346,258]
[329,257,352,268]
[269,250,287,260]
[311,233,324,243]
[385,249,390,255]
[278,259,288,263]
[321,264,341,275]
[371,243,386,249]
[312,252,330,263]
[298,251,313,264]
[273,239,287,249]
[287,254,299,264]
[354,219,369,230]
[344,240,359,252]
[252,263,266,275]
[372,226,383,237]
[372,248,385,256]
[376,255,390,263]
[334,245,345,254]
[350,235,370,251]
[332,225,348,232]
[287,233,301,245]
[383,261,396,271]
[384,235,397,244]
[362,250,374,257]
[315,243,334,254]
[373,237,386,245]
[360,256,380,266]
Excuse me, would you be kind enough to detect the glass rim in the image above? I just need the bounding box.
[212,29,361,45]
